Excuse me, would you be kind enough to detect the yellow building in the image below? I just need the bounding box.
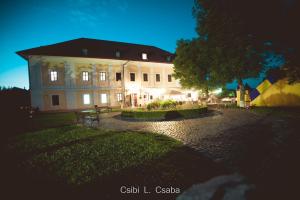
[17,38,199,111]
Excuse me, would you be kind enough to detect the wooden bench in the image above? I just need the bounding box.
[96,106,112,113]
[75,108,100,126]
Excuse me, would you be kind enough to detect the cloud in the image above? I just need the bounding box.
[67,0,128,27]
[113,0,129,13]
[69,10,101,27]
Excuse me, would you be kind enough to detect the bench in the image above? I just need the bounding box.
[96,106,112,113]
[75,107,100,126]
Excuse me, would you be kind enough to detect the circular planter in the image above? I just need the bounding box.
[121,107,208,121]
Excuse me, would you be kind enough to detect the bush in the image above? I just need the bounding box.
[147,100,177,110]
[164,110,182,119]
[121,110,167,120]
[121,106,208,120]
[147,101,161,110]
[177,107,208,118]
[160,100,177,110]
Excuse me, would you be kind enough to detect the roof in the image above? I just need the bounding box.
[16,38,174,64]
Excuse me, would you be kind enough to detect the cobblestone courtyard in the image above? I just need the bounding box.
[96,108,300,199]
[97,108,261,163]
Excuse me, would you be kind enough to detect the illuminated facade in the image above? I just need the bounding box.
[17,38,198,111]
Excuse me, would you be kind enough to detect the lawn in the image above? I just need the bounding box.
[4,125,226,199]
[31,112,76,129]
[21,108,123,132]
[7,126,182,185]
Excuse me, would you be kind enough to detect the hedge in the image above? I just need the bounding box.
[121,107,208,120]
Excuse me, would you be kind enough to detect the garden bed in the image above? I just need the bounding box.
[121,106,208,120]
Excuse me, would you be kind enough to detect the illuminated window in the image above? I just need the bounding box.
[168,74,172,82]
[143,73,148,81]
[130,73,135,81]
[116,72,122,81]
[116,51,120,57]
[82,71,89,81]
[117,93,122,102]
[83,94,90,105]
[100,72,106,81]
[142,53,147,60]
[50,70,58,81]
[156,74,160,82]
[52,95,59,106]
[101,93,108,104]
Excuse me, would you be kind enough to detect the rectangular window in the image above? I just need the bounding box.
[83,94,90,105]
[82,71,89,81]
[117,93,122,102]
[187,93,192,98]
[150,95,153,100]
[100,72,106,81]
[50,70,58,82]
[116,51,120,57]
[116,72,122,81]
[156,74,160,82]
[142,53,147,60]
[166,56,171,62]
[143,73,148,81]
[52,95,59,106]
[101,93,108,104]
[168,74,172,82]
[130,73,135,81]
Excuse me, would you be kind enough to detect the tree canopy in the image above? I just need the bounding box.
[173,0,300,91]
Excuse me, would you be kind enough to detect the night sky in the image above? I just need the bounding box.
[0,0,282,90]
[0,0,197,88]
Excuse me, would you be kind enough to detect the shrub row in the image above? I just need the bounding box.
[121,107,208,120]
[146,100,177,110]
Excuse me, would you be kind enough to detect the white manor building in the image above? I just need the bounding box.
[17,38,199,111]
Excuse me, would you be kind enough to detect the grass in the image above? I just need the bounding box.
[6,126,182,185]
[7,125,103,154]
[121,106,208,120]
[31,112,76,129]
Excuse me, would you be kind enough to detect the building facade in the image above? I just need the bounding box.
[17,38,199,111]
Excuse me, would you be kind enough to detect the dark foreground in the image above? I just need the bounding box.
[1,107,300,200]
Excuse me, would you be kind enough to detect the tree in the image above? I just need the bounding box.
[194,0,300,83]
[194,0,264,84]
[174,0,264,103]
[173,39,220,95]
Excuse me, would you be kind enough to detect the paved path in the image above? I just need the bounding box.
[97,109,261,149]
[95,108,300,199]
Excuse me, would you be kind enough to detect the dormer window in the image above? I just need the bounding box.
[82,48,88,56]
[166,56,171,62]
[116,51,121,58]
[142,53,147,60]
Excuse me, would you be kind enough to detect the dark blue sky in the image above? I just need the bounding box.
[0,0,197,88]
[0,0,284,90]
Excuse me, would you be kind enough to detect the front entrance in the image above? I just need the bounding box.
[132,93,138,107]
